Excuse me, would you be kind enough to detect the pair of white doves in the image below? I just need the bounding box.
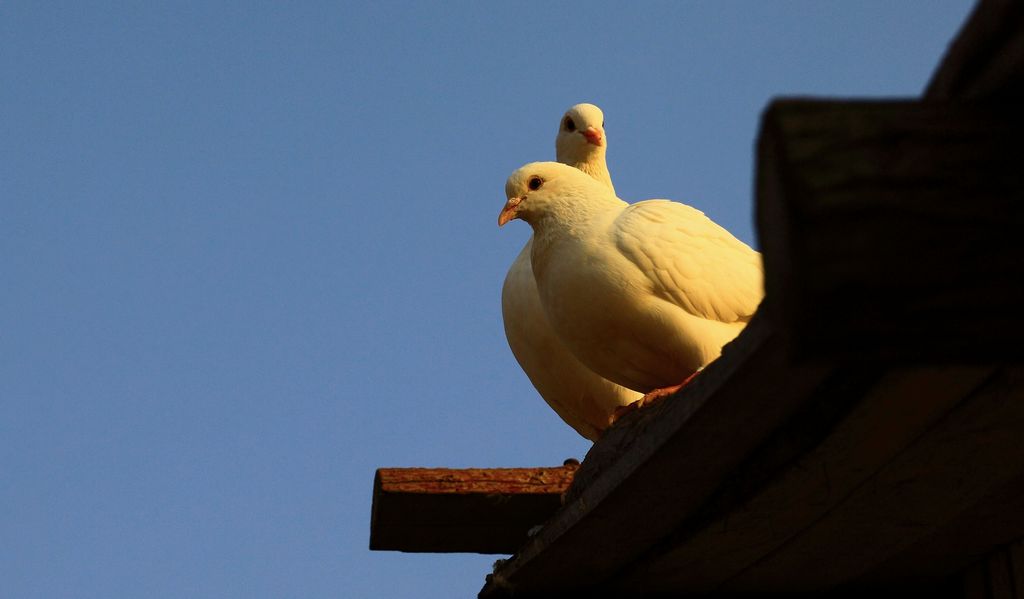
[500,103,764,441]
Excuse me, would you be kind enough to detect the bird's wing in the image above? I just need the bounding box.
[613,199,763,324]
[502,240,640,440]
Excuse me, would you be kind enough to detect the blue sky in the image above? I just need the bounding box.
[2,2,975,597]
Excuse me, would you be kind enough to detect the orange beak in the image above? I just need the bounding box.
[498,196,522,227]
[582,126,603,146]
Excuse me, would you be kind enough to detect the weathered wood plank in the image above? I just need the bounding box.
[375,467,576,495]
[962,560,990,599]
[1010,540,1024,599]
[950,538,1024,599]
[611,366,994,592]
[370,466,576,554]
[757,100,1024,363]
[858,471,1024,585]
[988,549,1016,599]
[926,0,1024,101]
[723,367,1024,591]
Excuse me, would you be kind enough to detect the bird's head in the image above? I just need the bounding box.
[499,161,602,227]
[555,103,608,165]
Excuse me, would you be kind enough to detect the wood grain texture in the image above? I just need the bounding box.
[612,366,994,592]
[375,466,576,495]
[370,466,576,554]
[725,367,1024,591]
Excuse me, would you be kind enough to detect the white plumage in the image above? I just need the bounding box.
[499,161,763,395]
[501,104,640,441]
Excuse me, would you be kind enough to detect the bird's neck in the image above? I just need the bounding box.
[558,145,616,196]
[573,159,616,196]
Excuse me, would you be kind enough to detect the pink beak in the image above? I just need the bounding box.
[498,196,522,227]
[582,126,603,146]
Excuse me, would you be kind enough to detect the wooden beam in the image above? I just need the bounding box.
[369,465,577,554]
[723,367,1024,591]
[956,538,1024,599]
[925,0,1024,101]
[756,100,1024,364]
[611,366,994,592]
[859,470,1024,585]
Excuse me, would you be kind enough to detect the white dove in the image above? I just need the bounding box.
[499,162,763,402]
[501,104,640,441]
[554,103,615,194]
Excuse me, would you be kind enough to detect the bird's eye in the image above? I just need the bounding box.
[564,117,576,132]
[602,120,605,128]
[528,176,543,191]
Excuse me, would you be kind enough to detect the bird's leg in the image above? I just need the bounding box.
[608,368,704,425]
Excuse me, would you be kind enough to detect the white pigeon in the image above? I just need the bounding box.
[554,103,615,194]
[501,104,640,441]
[499,161,763,398]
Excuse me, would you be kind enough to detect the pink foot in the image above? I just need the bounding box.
[609,369,703,425]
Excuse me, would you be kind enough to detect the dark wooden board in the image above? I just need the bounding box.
[370,466,576,554]
[859,471,1024,586]
[926,0,1024,101]
[934,539,1024,599]
[611,366,994,592]
[724,367,1024,591]
[757,100,1024,364]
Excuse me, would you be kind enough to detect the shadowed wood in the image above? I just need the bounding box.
[724,367,1024,591]
[926,0,1024,101]
[757,99,1024,364]
[370,466,577,554]
[612,366,994,592]
[860,471,1024,586]
[952,539,1024,599]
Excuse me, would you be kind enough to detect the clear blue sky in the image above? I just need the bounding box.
[2,2,975,597]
